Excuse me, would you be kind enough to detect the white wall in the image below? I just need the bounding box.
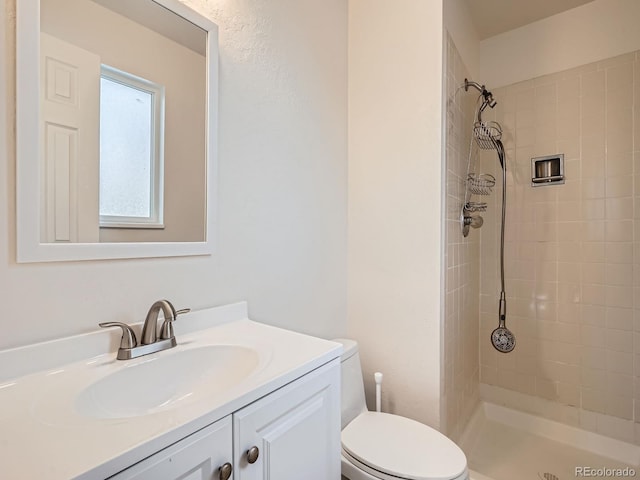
[348,0,444,429]
[480,0,640,88]
[0,0,347,349]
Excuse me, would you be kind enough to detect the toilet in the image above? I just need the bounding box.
[335,338,469,480]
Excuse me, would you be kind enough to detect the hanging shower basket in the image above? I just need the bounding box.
[466,173,495,196]
[473,121,502,150]
[463,201,488,213]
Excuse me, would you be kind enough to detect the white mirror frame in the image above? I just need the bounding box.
[16,0,218,262]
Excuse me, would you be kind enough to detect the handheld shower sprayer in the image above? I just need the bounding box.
[463,78,515,353]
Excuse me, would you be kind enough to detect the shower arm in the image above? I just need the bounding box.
[464,79,484,93]
[464,78,497,123]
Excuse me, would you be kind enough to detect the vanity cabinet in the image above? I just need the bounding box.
[110,360,340,480]
[233,360,340,480]
[0,302,343,480]
[109,416,233,480]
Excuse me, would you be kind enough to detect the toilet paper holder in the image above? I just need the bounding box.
[531,154,564,187]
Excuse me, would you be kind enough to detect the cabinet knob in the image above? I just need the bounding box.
[246,446,260,464]
[218,462,232,480]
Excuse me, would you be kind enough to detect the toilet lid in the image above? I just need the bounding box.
[341,412,467,480]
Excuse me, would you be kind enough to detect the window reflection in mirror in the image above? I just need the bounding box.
[39,0,207,243]
[99,66,165,229]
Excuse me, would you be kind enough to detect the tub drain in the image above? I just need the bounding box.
[539,473,559,480]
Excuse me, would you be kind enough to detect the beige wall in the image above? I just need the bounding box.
[442,32,481,440]
[480,0,640,89]
[348,0,444,429]
[478,50,640,443]
[443,0,479,80]
[0,0,347,349]
[41,0,206,243]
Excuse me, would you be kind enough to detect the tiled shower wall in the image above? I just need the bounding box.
[443,32,480,440]
[479,51,640,441]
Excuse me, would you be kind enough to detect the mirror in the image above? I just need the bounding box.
[16,0,218,262]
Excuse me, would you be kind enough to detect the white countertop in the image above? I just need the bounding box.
[0,302,342,479]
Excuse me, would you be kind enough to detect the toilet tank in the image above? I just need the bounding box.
[333,338,367,429]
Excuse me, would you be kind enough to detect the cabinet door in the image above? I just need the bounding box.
[233,360,340,480]
[110,416,233,480]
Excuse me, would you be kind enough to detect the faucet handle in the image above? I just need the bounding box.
[160,308,191,340]
[99,322,138,349]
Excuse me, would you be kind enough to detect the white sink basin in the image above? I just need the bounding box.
[75,345,259,418]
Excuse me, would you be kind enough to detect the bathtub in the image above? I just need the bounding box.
[460,402,640,480]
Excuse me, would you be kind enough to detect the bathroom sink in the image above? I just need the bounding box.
[75,345,259,418]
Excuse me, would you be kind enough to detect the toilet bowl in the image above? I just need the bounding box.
[334,339,469,480]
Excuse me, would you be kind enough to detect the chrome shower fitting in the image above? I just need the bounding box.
[465,78,503,157]
[464,78,497,123]
[462,78,516,353]
[461,212,483,238]
[467,173,495,195]
[461,174,493,238]
[473,121,503,152]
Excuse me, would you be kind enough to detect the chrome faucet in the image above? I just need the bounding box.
[100,300,190,360]
[142,299,178,344]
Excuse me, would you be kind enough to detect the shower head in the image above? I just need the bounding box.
[464,78,497,111]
